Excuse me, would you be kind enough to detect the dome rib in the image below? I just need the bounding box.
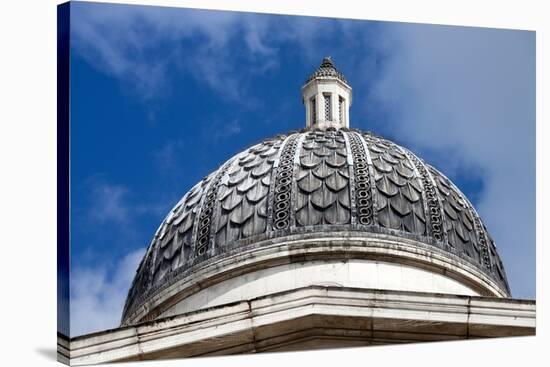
[265,134,294,230]
[400,145,446,243]
[276,133,305,229]
[346,132,375,226]
[194,155,236,257]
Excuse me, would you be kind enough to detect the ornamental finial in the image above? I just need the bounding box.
[302,57,352,130]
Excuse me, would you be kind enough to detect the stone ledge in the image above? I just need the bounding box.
[60,286,535,366]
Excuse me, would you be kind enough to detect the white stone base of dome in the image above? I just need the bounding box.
[123,232,509,326]
[159,259,480,319]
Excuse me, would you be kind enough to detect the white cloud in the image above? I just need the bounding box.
[88,183,129,224]
[70,3,337,103]
[86,181,169,227]
[70,248,146,336]
[369,25,535,298]
[71,180,170,336]
[71,4,281,101]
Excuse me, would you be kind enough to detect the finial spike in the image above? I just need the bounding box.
[321,56,333,66]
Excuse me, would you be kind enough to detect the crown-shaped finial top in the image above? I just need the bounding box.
[321,56,334,67]
[306,56,348,84]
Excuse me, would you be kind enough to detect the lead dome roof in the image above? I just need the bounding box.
[122,128,510,323]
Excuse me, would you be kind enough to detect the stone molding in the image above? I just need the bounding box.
[123,231,511,326]
[62,286,535,366]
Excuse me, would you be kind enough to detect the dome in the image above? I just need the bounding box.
[122,128,510,324]
[121,58,510,326]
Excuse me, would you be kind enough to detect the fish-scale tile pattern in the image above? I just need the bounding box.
[363,135,427,235]
[122,172,215,317]
[152,177,212,283]
[295,130,351,226]
[214,138,284,247]
[429,167,481,261]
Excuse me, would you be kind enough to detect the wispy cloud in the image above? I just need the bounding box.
[87,182,130,225]
[369,24,535,298]
[153,138,186,173]
[85,181,169,227]
[71,3,344,103]
[211,119,243,141]
[70,248,146,336]
[71,4,280,101]
[72,180,173,336]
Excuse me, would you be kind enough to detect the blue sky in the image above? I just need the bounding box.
[67,1,535,336]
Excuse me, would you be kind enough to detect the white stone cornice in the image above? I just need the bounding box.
[61,286,535,365]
